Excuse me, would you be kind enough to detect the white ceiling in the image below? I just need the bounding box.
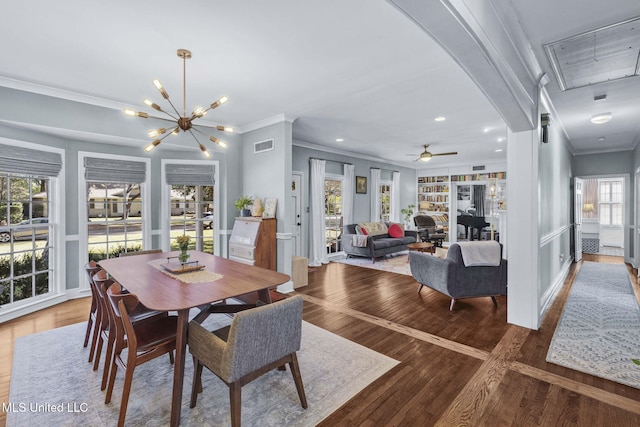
[1,0,639,167]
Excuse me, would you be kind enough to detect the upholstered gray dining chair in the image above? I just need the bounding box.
[188,295,307,427]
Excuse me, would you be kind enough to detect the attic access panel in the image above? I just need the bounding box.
[544,16,640,90]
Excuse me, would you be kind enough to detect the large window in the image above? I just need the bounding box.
[169,185,214,253]
[599,179,623,226]
[0,174,53,305]
[87,183,144,261]
[325,176,343,254]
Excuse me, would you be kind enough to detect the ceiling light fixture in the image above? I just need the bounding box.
[590,113,612,124]
[124,49,233,157]
[495,149,503,152]
[336,138,344,142]
[434,116,446,122]
[497,137,505,142]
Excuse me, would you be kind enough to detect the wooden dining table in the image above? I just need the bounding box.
[98,250,290,427]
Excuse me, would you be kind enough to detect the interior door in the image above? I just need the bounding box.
[291,173,302,256]
[574,177,583,262]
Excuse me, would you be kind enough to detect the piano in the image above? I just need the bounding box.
[457,215,489,240]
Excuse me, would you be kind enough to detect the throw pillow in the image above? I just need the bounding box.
[388,223,405,238]
[435,247,448,259]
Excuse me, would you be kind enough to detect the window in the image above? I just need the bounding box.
[324,176,342,254]
[379,181,391,221]
[81,154,149,263]
[0,174,54,305]
[599,179,623,226]
[86,183,144,261]
[169,185,215,253]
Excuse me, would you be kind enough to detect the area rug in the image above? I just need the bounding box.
[7,313,398,426]
[546,261,640,388]
[333,251,412,276]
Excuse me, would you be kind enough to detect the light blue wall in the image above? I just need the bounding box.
[292,143,417,257]
[538,116,573,306]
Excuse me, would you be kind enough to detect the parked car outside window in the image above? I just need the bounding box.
[0,218,49,243]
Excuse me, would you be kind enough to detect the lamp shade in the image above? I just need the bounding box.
[582,203,595,213]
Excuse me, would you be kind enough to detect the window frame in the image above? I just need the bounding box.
[379,179,392,222]
[598,179,623,227]
[78,152,151,291]
[0,138,65,322]
[160,159,220,256]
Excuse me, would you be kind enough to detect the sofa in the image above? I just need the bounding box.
[409,241,507,310]
[342,222,417,262]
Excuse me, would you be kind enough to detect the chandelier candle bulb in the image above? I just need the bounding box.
[144,139,161,152]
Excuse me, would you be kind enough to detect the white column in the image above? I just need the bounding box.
[506,127,540,329]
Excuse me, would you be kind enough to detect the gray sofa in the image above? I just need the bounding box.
[409,242,507,310]
[342,223,417,262]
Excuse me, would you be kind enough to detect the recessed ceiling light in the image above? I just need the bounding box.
[483,127,492,133]
[590,113,612,124]
[495,149,503,152]
[336,138,344,142]
[497,137,505,142]
[597,136,606,142]
[434,116,446,122]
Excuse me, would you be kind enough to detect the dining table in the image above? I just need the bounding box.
[98,250,291,427]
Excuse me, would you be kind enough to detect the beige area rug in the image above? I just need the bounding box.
[333,251,412,276]
[7,312,398,426]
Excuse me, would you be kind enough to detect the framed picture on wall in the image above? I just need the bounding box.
[356,176,367,194]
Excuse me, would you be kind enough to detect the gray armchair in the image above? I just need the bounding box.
[409,242,507,310]
[188,295,307,426]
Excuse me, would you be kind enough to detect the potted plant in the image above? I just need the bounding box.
[234,196,254,217]
[401,204,415,228]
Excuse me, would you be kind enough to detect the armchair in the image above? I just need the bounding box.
[188,295,307,427]
[409,242,507,310]
[413,215,446,247]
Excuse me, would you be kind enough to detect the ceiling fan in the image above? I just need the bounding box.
[411,144,458,162]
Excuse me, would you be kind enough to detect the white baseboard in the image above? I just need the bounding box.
[540,259,572,322]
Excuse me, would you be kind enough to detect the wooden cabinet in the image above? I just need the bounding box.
[228,217,276,270]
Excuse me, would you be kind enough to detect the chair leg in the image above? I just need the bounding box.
[88,317,101,363]
[83,314,94,348]
[289,353,307,409]
[190,358,203,408]
[117,364,136,427]
[418,284,424,293]
[105,358,119,404]
[169,350,174,365]
[229,381,242,427]
[101,334,116,390]
[93,334,105,371]
[491,296,498,306]
[449,299,456,311]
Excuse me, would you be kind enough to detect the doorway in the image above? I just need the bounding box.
[578,175,628,259]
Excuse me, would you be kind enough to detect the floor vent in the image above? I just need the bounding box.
[254,139,274,154]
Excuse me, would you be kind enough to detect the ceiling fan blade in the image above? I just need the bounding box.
[431,151,458,156]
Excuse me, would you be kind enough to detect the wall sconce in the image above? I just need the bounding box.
[541,113,550,143]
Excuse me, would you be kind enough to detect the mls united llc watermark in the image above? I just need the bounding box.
[2,401,89,413]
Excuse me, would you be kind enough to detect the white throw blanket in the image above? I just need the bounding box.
[458,241,501,266]
[352,235,368,248]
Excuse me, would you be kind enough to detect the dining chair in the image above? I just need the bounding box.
[93,269,168,390]
[188,295,307,427]
[105,283,178,427]
[83,261,101,350]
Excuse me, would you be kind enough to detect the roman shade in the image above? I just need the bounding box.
[164,164,215,186]
[0,143,63,177]
[84,157,147,183]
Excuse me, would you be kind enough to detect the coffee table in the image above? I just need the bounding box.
[407,241,434,256]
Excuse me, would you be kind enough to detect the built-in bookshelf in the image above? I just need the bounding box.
[417,175,449,213]
[451,171,506,181]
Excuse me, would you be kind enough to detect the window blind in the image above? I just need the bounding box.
[0,143,63,177]
[84,157,147,183]
[165,164,215,186]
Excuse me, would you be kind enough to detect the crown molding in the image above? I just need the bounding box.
[241,114,298,134]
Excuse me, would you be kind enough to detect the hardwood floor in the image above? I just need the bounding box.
[1,253,639,426]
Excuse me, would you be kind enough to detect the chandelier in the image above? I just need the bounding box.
[123,49,233,157]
